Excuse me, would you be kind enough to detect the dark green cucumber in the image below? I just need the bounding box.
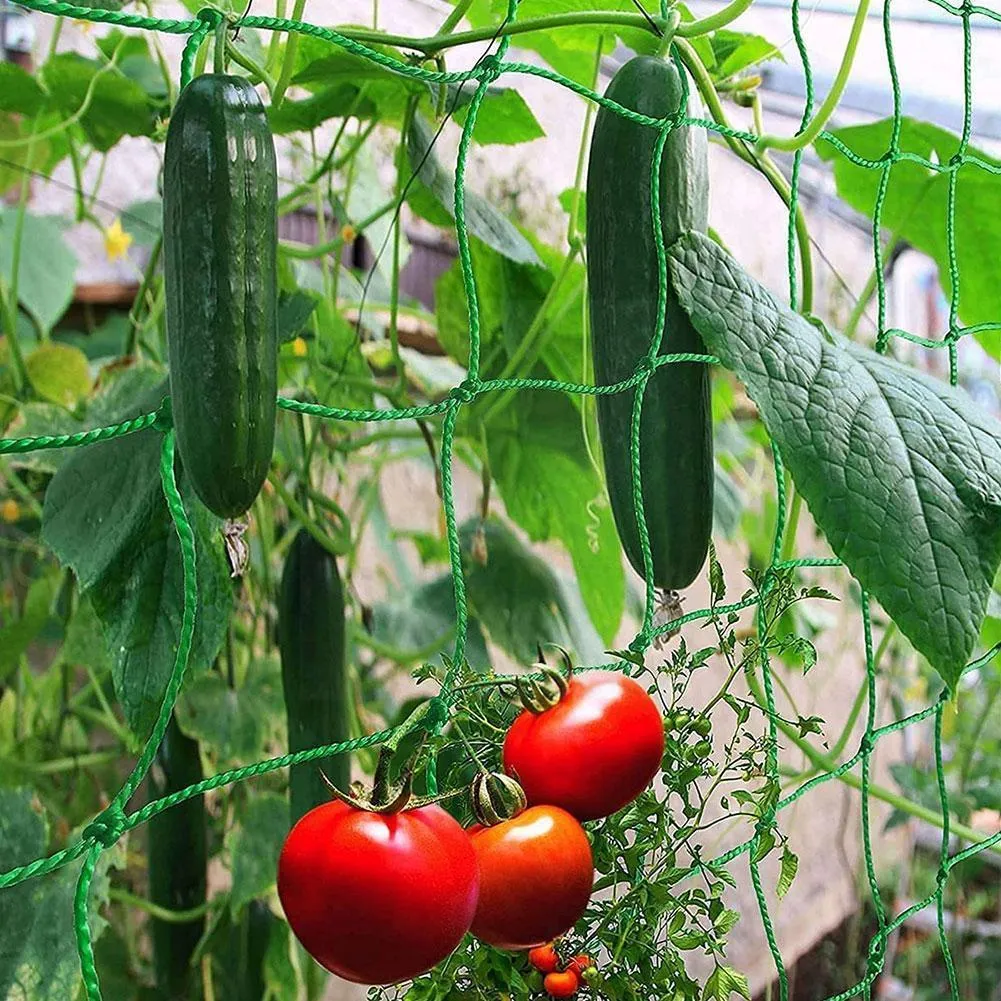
[586,55,713,591]
[279,528,349,826]
[147,714,207,1000]
[163,73,278,520]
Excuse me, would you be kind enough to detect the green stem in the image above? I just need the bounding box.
[213,21,227,74]
[350,622,455,665]
[269,474,349,556]
[0,749,123,775]
[0,283,28,392]
[779,490,803,562]
[755,0,872,153]
[436,0,475,37]
[391,99,418,393]
[270,0,307,107]
[679,0,755,36]
[226,40,276,88]
[266,0,287,74]
[125,236,162,357]
[109,888,212,924]
[843,232,904,341]
[277,121,378,214]
[677,39,815,314]
[339,11,667,54]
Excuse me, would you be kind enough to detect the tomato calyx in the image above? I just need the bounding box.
[515,644,573,715]
[470,771,527,827]
[318,697,451,814]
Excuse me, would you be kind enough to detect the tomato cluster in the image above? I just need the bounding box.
[528,944,597,997]
[276,661,664,991]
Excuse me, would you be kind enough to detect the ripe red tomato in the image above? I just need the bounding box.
[528,943,560,973]
[503,670,664,821]
[544,970,580,998]
[468,805,593,950]
[277,800,479,985]
[567,953,592,977]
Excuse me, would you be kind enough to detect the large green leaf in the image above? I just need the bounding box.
[405,115,541,266]
[268,85,379,134]
[290,39,422,122]
[451,86,546,145]
[41,382,233,736]
[25,343,92,408]
[371,573,491,671]
[13,362,166,474]
[0,210,77,335]
[668,231,1001,690]
[0,62,45,115]
[486,391,625,646]
[460,0,627,84]
[0,789,119,1001]
[0,114,55,198]
[41,53,158,150]
[816,117,1001,359]
[228,795,289,912]
[459,516,579,664]
[175,658,284,764]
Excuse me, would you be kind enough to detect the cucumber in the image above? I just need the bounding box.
[147,714,207,1000]
[586,55,713,591]
[163,74,278,520]
[279,528,350,826]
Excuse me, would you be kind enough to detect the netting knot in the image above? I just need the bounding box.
[83,804,127,848]
[640,354,659,376]
[449,380,479,405]
[196,6,225,28]
[937,864,950,885]
[424,696,450,735]
[858,733,874,756]
[865,937,886,975]
[153,396,173,432]
[477,55,503,84]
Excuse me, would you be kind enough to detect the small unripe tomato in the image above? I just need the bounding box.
[694,739,713,759]
[693,715,712,737]
[544,970,579,998]
[567,953,592,977]
[528,943,560,974]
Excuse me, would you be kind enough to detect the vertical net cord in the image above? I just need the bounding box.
[74,846,103,1001]
[70,430,199,1001]
[747,439,790,999]
[632,115,675,641]
[873,0,903,354]
[945,1,974,386]
[786,0,813,311]
[857,593,888,999]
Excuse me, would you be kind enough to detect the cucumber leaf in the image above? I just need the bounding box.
[405,115,541,266]
[41,381,233,736]
[668,230,1001,690]
[817,117,1001,360]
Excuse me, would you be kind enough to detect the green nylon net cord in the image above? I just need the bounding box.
[2,1,1001,999]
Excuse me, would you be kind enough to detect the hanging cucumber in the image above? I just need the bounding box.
[279,528,350,826]
[586,55,713,591]
[163,74,278,520]
[147,714,207,1000]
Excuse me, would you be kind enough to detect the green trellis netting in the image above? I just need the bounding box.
[1,0,1001,999]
